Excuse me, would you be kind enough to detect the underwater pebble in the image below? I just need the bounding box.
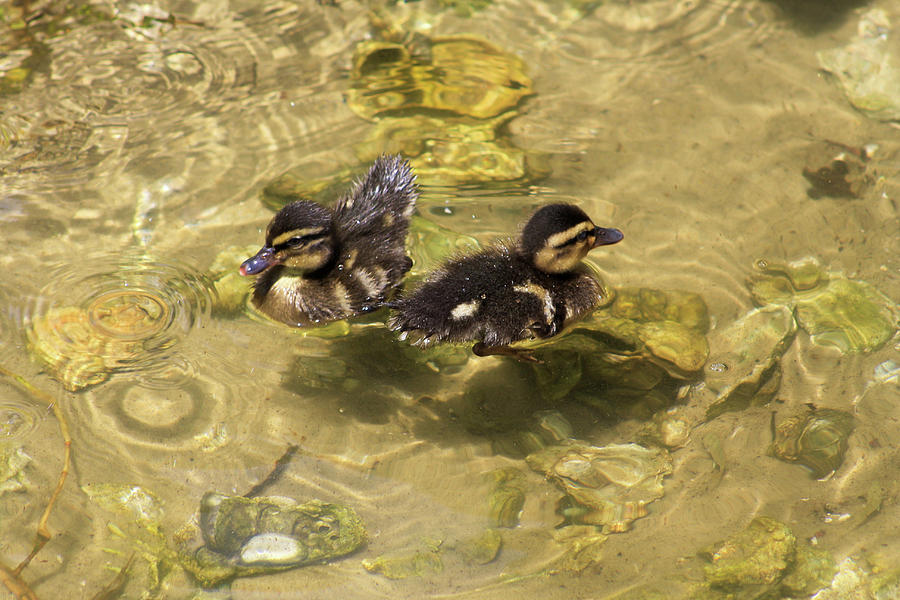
[239,532,306,566]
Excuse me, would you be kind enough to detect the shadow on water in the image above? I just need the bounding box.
[280,321,690,457]
[765,0,871,32]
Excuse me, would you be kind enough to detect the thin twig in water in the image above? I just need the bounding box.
[0,563,39,600]
[90,553,136,600]
[0,366,72,599]
[244,445,300,498]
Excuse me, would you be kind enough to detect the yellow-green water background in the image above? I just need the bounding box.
[1,0,899,598]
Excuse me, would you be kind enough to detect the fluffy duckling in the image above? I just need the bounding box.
[388,203,623,359]
[240,155,418,326]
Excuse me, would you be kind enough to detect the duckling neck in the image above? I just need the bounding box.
[516,246,557,276]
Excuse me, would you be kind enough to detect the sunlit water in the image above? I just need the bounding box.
[1,0,898,598]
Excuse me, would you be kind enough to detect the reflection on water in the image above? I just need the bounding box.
[1,0,899,598]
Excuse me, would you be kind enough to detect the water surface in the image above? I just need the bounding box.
[1,0,898,598]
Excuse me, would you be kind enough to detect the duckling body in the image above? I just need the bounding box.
[241,155,418,326]
[388,204,622,356]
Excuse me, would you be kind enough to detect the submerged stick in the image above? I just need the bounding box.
[244,445,300,498]
[0,365,73,598]
[90,553,135,600]
[0,563,39,600]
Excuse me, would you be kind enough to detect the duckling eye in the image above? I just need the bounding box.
[287,236,305,246]
[575,230,589,242]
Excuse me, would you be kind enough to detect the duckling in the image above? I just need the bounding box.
[388,203,623,360]
[240,155,418,326]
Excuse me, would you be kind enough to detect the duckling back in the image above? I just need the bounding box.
[334,155,418,238]
[329,155,418,306]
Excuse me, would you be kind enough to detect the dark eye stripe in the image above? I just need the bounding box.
[270,227,328,247]
[275,232,327,249]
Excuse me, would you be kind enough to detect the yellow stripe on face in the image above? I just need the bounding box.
[271,227,326,247]
[282,245,331,271]
[545,222,593,249]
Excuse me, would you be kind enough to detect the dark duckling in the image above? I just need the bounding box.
[388,203,623,360]
[240,155,418,326]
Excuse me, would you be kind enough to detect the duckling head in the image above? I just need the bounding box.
[240,200,336,276]
[520,203,623,274]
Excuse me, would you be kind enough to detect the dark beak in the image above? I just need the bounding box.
[240,247,279,276]
[592,227,624,247]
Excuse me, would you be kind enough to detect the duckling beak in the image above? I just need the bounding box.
[591,227,624,247]
[240,247,280,276]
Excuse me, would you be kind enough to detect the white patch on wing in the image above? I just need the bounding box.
[331,281,353,313]
[369,266,388,289]
[354,269,380,297]
[513,282,554,325]
[344,249,359,269]
[450,299,481,320]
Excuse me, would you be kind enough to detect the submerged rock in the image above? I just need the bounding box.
[802,142,876,199]
[26,302,161,391]
[700,517,836,597]
[83,482,164,524]
[567,286,709,379]
[531,287,709,414]
[180,492,366,587]
[346,36,532,121]
[704,516,796,587]
[362,539,443,579]
[772,407,855,478]
[208,245,257,316]
[487,467,527,528]
[453,528,502,565]
[548,526,607,573]
[699,305,797,420]
[0,446,31,495]
[639,409,692,449]
[526,441,672,533]
[261,113,550,204]
[262,31,548,203]
[781,544,838,596]
[359,114,549,186]
[818,9,900,122]
[749,257,897,353]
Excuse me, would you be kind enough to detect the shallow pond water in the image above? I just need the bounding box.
[1,0,898,599]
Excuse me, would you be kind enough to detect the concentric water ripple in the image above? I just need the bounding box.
[71,369,232,455]
[2,1,353,209]
[21,253,214,392]
[0,394,43,442]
